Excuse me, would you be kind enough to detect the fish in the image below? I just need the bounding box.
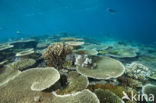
[16,30,21,35]
[106,8,116,14]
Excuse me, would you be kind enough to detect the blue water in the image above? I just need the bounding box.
[0,0,156,43]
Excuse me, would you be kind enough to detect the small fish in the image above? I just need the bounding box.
[16,30,21,35]
[106,8,116,14]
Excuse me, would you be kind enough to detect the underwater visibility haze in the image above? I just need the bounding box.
[0,0,156,43]
[0,0,156,103]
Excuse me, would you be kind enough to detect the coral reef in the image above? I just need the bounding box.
[0,60,8,67]
[62,61,76,70]
[142,84,156,102]
[0,44,14,52]
[137,56,156,70]
[29,67,60,91]
[52,89,100,103]
[56,71,89,95]
[1,35,156,103]
[74,49,98,56]
[43,42,72,69]
[65,41,84,49]
[15,48,34,59]
[77,56,125,79]
[37,42,49,49]
[106,48,137,58]
[7,59,36,71]
[118,76,142,89]
[60,37,83,41]
[88,83,125,98]
[0,67,21,86]
[125,62,151,81]
[83,44,107,50]
[75,55,93,67]
[0,44,14,61]
[10,39,38,49]
[94,89,123,103]
[75,54,96,69]
[0,67,60,103]
[149,71,156,80]
[83,49,98,56]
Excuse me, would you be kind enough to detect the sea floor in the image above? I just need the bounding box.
[0,34,156,103]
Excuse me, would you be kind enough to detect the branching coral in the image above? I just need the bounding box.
[43,42,72,69]
[125,62,151,81]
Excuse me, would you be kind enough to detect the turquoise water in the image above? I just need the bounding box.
[0,1,156,103]
[0,0,156,43]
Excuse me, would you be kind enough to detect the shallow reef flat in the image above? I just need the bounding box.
[0,35,156,103]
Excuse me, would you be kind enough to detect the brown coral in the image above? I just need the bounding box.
[94,89,123,103]
[88,83,124,98]
[43,42,72,69]
[56,71,89,95]
[118,76,142,89]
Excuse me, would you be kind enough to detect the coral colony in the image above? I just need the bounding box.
[0,35,156,103]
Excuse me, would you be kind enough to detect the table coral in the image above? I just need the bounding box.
[56,71,89,95]
[7,59,36,71]
[52,89,100,103]
[0,67,60,103]
[15,48,34,59]
[94,89,123,103]
[77,56,125,79]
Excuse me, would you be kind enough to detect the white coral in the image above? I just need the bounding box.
[126,62,151,81]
